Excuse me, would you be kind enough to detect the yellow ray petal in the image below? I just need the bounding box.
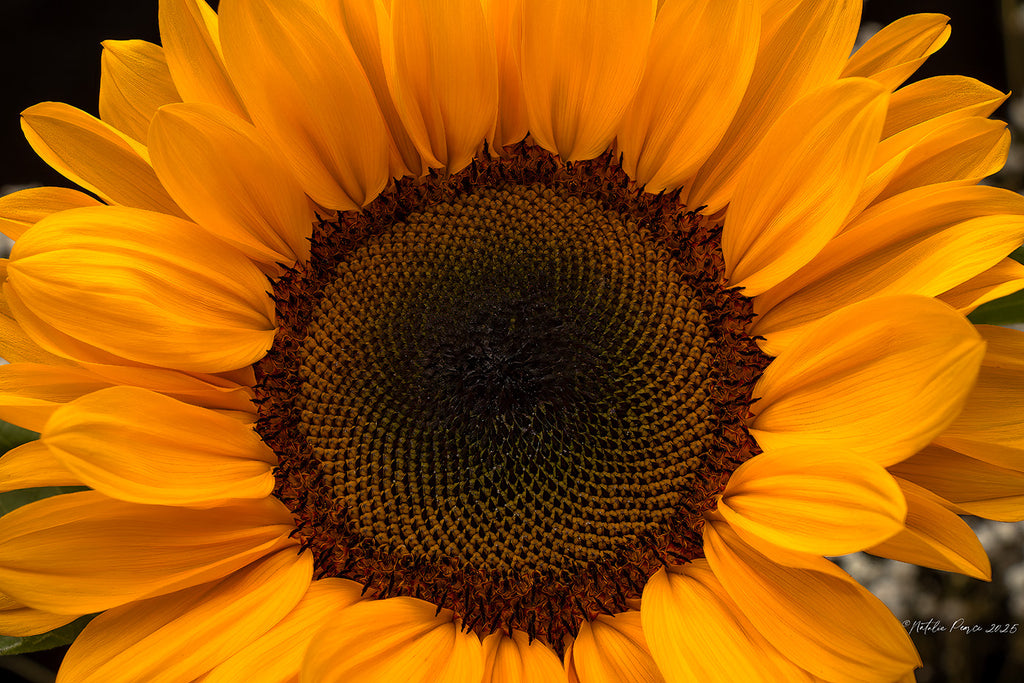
[203,577,364,683]
[641,563,814,683]
[221,0,390,210]
[481,629,564,683]
[570,611,664,683]
[20,103,183,217]
[939,258,1024,315]
[617,0,758,192]
[722,78,888,295]
[0,491,295,615]
[150,103,314,267]
[0,186,102,241]
[882,75,1007,140]
[58,549,312,683]
[159,0,248,118]
[5,206,276,373]
[301,596,483,683]
[483,0,529,150]
[99,39,182,142]
[686,0,862,214]
[43,386,276,507]
[891,445,1024,522]
[0,441,79,494]
[750,296,984,467]
[519,0,655,161]
[841,14,950,91]
[384,0,498,173]
[718,447,906,556]
[704,520,921,683]
[868,478,990,580]
[0,593,79,638]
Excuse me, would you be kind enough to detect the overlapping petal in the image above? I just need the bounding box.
[0,593,80,638]
[0,187,102,241]
[99,39,182,142]
[0,441,78,493]
[481,629,564,683]
[483,0,529,150]
[569,611,663,683]
[841,14,949,91]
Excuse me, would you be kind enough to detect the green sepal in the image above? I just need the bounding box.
[0,614,96,656]
[968,289,1024,325]
[0,486,89,517]
[0,421,38,455]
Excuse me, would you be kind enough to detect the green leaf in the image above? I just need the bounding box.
[0,487,88,517]
[0,614,96,656]
[0,421,38,455]
[968,289,1024,325]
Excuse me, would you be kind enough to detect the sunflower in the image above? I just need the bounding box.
[0,0,1021,681]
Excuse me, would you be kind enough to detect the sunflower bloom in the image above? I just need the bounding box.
[0,1,1021,681]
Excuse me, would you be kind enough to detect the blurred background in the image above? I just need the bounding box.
[0,0,1023,681]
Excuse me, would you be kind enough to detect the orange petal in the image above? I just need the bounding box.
[42,386,276,507]
[686,0,862,214]
[301,596,483,683]
[99,39,182,142]
[483,0,529,150]
[0,592,79,637]
[569,611,663,683]
[841,14,950,91]
[0,186,102,241]
[519,0,655,161]
[0,491,295,615]
[722,78,888,295]
[704,519,920,683]
[882,75,1007,140]
[159,0,248,118]
[617,0,758,192]
[481,629,564,683]
[938,258,1024,315]
[867,478,990,580]
[221,0,390,209]
[5,206,276,373]
[384,0,498,173]
[750,296,985,467]
[20,103,183,217]
[149,102,314,266]
[0,441,79,495]
[718,447,906,556]
[58,549,312,683]
[203,577,365,683]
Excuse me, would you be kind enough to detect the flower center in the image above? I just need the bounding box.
[256,146,768,646]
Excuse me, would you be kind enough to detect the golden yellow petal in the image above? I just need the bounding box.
[519,0,655,161]
[0,186,102,241]
[0,491,295,615]
[617,0,758,192]
[99,39,182,142]
[20,103,184,217]
[483,0,529,150]
[704,520,921,682]
[203,578,364,683]
[481,629,564,683]
[0,441,79,494]
[570,611,663,683]
[722,78,888,296]
[58,549,312,683]
[718,447,906,556]
[882,75,1007,139]
[5,206,276,373]
[0,592,79,638]
[750,296,984,467]
[938,258,1024,315]
[300,596,483,683]
[221,0,390,209]
[841,14,950,91]
[686,0,861,213]
[159,0,249,118]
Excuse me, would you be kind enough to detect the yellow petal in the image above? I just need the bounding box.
[149,102,314,266]
[483,0,529,151]
[686,0,862,213]
[867,477,991,580]
[221,0,390,209]
[718,447,906,556]
[203,577,364,683]
[384,0,498,173]
[704,519,921,683]
[159,0,249,118]
[5,206,276,373]
[0,276,75,366]
[891,445,1024,522]
[938,258,1024,315]
[99,39,182,142]
[641,563,814,683]
[481,629,564,683]
[58,549,312,683]
[617,0,758,192]
[0,186,102,241]
[301,596,483,683]
[882,75,1007,140]
[0,491,295,615]
[841,14,950,91]
[20,103,183,217]
[570,611,664,683]
[0,441,79,495]
[751,182,1024,349]
[42,386,276,507]
[750,296,985,467]
[722,78,888,295]
[0,593,79,638]
[519,0,655,161]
